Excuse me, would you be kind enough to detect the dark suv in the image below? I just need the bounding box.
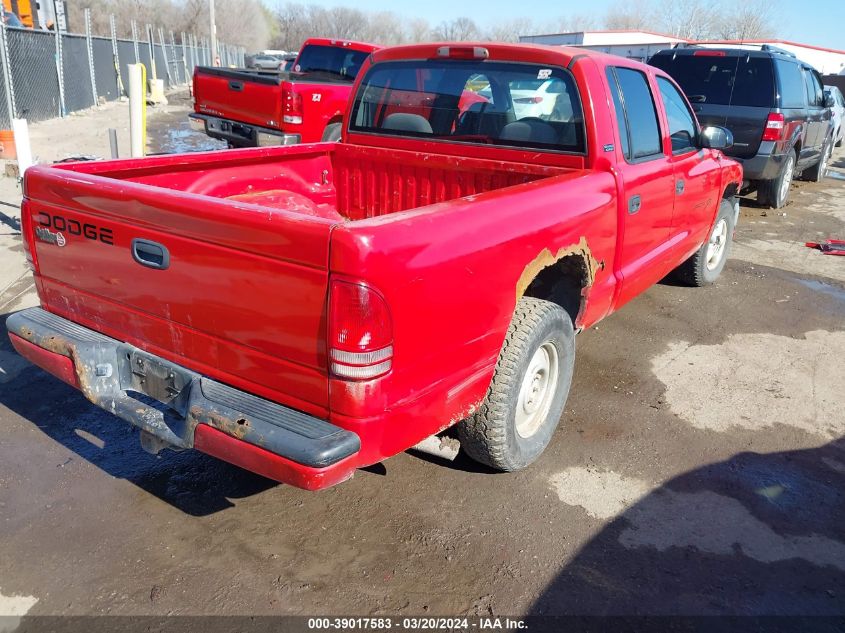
[649,46,834,208]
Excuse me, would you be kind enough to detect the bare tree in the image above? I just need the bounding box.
[432,17,479,41]
[604,0,656,30]
[553,14,599,33]
[715,0,777,40]
[407,17,432,43]
[486,17,536,42]
[657,0,715,39]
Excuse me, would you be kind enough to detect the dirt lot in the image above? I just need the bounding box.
[0,93,844,620]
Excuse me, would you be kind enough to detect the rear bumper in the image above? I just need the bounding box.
[6,307,359,490]
[189,113,300,148]
[732,141,785,182]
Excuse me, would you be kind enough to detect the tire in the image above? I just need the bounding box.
[757,150,795,209]
[321,122,342,142]
[801,140,831,182]
[673,199,735,287]
[457,297,575,471]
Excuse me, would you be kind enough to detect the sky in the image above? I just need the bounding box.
[294,0,845,50]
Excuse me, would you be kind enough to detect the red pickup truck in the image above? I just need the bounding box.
[9,42,742,491]
[190,38,380,146]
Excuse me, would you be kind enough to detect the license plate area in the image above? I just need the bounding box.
[118,347,195,417]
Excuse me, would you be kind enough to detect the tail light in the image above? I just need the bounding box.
[283,87,303,125]
[329,280,393,380]
[762,112,785,142]
[20,199,38,273]
[515,96,543,104]
[693,50,726,57]
[436,46,489,60]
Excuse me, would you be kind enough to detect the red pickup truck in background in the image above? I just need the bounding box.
[10,42,742,492]
[190,38,380,146]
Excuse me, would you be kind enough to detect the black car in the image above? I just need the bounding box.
[649,45,834,208]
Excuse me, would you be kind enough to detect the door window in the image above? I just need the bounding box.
[606,68,630,158]
[657,77,697,154]
[610,67,662,160]
[803,68,824,107]
[775,59,805,108]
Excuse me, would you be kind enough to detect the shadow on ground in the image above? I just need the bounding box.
[0,314,277,516]
[531,437,845,617]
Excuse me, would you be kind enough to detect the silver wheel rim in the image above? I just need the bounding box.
[779,156,794,204]
[820,145,830,176]
[705,218,728,271]
[515,341,559,438]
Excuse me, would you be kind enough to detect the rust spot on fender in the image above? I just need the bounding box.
[516,237,600,301]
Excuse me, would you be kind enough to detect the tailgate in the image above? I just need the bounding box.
[693,104,769,160]
[194,67,283,129]
[23,165,336,414]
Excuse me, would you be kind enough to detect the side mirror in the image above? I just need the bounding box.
[824,94,835,108]
[699,125,733,150]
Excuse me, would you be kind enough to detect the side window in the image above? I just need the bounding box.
[775,59,805,108]
[657,77,697,154]
[803,68,823,107]
[613,67,662,159]
[606,68,630,158]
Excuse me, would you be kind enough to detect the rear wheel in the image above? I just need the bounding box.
[801,141,831,182]
[673,199,735,286]
[757,150,795,209]
[457,297,574,471]
[322,123,342,142]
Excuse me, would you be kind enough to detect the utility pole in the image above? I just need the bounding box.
[209,0,218,66]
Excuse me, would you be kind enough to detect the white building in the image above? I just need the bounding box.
[518,30,690,62]
[519,30,845,76]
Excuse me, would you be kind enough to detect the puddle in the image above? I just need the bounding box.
[825,170,845,181]
[795,278,845,304]
[151,121,225,154]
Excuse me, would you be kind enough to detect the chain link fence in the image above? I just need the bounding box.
[0,18,246,129]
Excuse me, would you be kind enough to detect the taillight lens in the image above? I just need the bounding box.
[329,280,393,380]
[514,96,544,104]
[283,88,303,125]
[762,112,785,142]
[20,199,37,272]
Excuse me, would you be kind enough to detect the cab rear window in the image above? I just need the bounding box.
[649,54,775,108]
[294,45,368,80]
[349,60,585,154]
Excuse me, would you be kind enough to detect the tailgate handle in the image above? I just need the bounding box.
[132,239,170,270]
[228,81,243,91]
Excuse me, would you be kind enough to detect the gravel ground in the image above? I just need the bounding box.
[0,95,843,620]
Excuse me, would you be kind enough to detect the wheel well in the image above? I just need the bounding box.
[722,182,738,200]
[522,253,591,327]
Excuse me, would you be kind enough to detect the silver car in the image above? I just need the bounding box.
[825,85,845,148]
[250,54,283,71]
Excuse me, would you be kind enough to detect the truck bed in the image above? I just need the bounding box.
[64,143,570,221]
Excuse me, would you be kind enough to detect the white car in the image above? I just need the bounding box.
[507,79,566,119]
[825,85,845,148]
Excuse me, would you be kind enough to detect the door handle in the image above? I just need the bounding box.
[628,195,642,215]
[228,81,243,91]
[132,239,170,270]
[676,179,685,194]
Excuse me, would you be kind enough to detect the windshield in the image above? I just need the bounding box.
[649,54,775,107]
[294,45,369,80]
[349,59,585,154]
